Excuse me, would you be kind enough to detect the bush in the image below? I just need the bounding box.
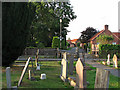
[77,42,80,47]
[52,36,67,49]
[99,44,120,58]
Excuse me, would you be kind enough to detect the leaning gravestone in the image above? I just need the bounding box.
[75,58,87,88]
[60,52,68,82]
[107,54,110,65]
[18,57,31,87]
[68,54,74,75]
[113,54,118,68]
[94,68,110,88]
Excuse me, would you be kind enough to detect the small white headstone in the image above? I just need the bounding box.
[36,64,40,70]
[107,54,110,65]
[40,74,46,80]
[29,70,31,80]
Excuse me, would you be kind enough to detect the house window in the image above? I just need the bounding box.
[97,43,99,45]
[112,42,116,45]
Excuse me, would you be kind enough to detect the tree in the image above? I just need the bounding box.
[96,34,114,44]
[2,2,36,66]
[27,2,76,47]
[79,27,98,43]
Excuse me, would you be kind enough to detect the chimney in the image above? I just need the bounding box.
[104,25,108,30]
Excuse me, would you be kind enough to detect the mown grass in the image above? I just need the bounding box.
[2,61,120,88]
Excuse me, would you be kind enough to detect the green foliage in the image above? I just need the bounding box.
[97,34,114,44]
[52,36,67,49]
[99,44,120,58]
[27,2,76,47]
[37,43,45,48]
[2,2,36,66]
[52,36,60,48]
[80,27,98,43]
[77,42,80,47]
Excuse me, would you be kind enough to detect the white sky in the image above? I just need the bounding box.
[66,0,120,40]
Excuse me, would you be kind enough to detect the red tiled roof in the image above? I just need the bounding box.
[112,32,120,38]
[89,30,105,41]
[71,39,78,42]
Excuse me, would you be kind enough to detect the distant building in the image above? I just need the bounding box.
[67,39,79,47]
[89,25,120,55]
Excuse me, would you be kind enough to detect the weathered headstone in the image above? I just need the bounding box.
[60,53,68,82]
[68,54,74,75]
[18,57,31,87]
[36,64,40,70]
[63,52,67,60]
[28,70,31,80]
[82,52,85,62]
[113,54,118,68]
[6,67,11,88]
[35,49,39,67]
[94,68,110,88]
[40,74,46,80]
[75,58,87,88]
[107,54,110,65]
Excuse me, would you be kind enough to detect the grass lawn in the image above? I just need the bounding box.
[2,61,120,88]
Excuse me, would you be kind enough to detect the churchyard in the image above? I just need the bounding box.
[2,51,120,89]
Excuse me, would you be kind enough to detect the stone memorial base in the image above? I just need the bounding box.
[60,75,68,82]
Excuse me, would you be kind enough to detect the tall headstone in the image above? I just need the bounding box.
[113,54,118,68]
[75,58,87,88]
[68,54,74,75]
[107,54,110,65]
[35,49,39,67]
[6,67,11,88]
[95,68,110,88]
[60,53,68,82]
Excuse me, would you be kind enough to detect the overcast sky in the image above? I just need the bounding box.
[66,0,120,40]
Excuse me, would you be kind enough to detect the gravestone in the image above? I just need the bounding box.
[95,68,110,88]
[75,58,87,88]
[82,52,85,62]
[63,52,67,60]
[107,54,110,65]
[68,54,74,75]
[6,67,11,88]
[29,70,31,80]
[60,52,68,82]
[36,64,40,70]
[35,49,39,67]
[113,54,118,68]
[18,57,31,87]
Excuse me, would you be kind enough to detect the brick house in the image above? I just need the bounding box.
[89,25,120,55]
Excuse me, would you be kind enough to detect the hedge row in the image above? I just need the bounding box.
[99,44,120,58]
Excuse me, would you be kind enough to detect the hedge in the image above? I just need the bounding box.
[99,44,120,58]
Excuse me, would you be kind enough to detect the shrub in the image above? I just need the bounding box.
[99,44,120,58]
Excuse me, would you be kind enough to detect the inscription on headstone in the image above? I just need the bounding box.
[6,67,11,88]
[113,54,118,68]
[94,68,110,88]
[107,54,110,65]
[75,58,87,88]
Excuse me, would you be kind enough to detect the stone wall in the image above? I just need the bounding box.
[22,48,57,56]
